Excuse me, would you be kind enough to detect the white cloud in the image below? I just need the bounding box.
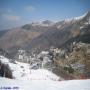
[24,5,35,12]
[2,14,20,21]
[0,8,21,30]
[0,8,20,21]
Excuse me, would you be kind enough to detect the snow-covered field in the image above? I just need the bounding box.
[0,55,90,90]
[0,55,59,80]
[0,77,90,90]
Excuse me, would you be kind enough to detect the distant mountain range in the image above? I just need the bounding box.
[0,11,90,58]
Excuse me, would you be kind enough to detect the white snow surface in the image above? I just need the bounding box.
[74,12,87,20]
[0,56,9,64]
[65,12,88,23]
[0,55,59,80]
[0,55,90,90]
[0,77,90,90]
[10,61,59,80]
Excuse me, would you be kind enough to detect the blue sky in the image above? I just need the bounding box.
[0,0,90,30]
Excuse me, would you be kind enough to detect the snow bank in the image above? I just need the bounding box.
[0,77,90,90]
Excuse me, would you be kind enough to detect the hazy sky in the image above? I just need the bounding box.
[0,0,90,30]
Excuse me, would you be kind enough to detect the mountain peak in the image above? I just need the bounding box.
[63,11,90,23]
[42,20,54,24]
[84,11,90,19]
[31,20,54,27]
[72,11,90,22]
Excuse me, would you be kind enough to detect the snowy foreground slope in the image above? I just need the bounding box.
[0,55,59,80]
[0,55,90,90]
[0,77,90,90]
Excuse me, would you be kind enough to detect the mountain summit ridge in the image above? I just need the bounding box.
[0,11,90,58]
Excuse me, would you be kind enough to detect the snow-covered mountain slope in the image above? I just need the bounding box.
[31,20,54,27]
[64,12,88,23]
[11,61,59,80]
[0,55,59,80]
[0,56,90,90]
[0,11,90,58]
[17,69,59,80]
[0,77,90,90]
